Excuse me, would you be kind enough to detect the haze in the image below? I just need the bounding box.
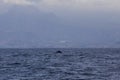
[0,0,120,48]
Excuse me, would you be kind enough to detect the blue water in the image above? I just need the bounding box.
[0,48,120,80]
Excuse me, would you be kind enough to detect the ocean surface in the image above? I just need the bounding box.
[0,48,120,80]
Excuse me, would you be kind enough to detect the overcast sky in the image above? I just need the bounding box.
[0,0,120,48]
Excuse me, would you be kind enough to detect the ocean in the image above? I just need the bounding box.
[0,48,120,80]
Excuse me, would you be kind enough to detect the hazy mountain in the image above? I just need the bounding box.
[0,5,64,48]
[0,5,120,48]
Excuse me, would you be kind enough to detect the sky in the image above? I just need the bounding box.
[0,0,120,48]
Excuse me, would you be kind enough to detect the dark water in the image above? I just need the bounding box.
[0,48,120,80]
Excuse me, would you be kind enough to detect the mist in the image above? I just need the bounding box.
[0,0,120,48]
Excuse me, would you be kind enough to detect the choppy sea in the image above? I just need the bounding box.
[0,48,120,80]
